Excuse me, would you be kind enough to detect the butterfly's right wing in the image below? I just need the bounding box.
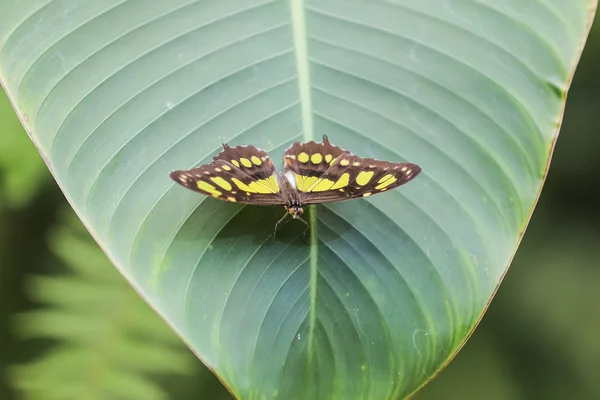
[283,135,421,204]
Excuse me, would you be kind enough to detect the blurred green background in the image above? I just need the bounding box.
[1,15,599,400]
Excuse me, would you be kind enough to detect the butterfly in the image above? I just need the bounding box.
[169,135,421,243]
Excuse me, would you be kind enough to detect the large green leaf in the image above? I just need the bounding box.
[0,1,595,398]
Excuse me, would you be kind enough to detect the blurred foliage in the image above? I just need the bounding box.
[0,13,599,400]
[0,91,48,209]
[8,208,230,400]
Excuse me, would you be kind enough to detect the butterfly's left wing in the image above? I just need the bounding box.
[283,135,421,204]
[170,143,286,205]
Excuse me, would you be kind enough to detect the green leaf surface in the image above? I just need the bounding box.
[0,1,595,398]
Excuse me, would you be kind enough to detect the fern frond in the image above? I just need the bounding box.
[8,208,209,400]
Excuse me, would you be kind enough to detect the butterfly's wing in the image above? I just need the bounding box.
[170,143,286,205]
[283,135,421,204]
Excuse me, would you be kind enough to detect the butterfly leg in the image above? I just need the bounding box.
[269,211,289,245]
[296,216,311,245]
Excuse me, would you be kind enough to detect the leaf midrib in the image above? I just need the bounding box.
[290,0,318,378]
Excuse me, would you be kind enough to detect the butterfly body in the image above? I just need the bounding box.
[169,135,421,241]
[276,171,305,219]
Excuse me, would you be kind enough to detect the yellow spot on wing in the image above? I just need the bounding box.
[210,177,232,191]
[256,175,280,192]
[231,178,253,192]
[340,159,349,166]
[311,153,323,164]
[298,152,309,163]
[227,197,236,202]
[325,154,332,163]
[231,177,277,194]
[197,181,215,191]
[363,192,372,197]
[222,165,231,171]
[356,171,374,186]
[269,175,279,191]
[231,160,240,168]
[197,181,222,196]
[251,155,262,166]
[294,173,319,191]
[311,178,335,192]
[376,174,397,190]
[249,181,272,193]
[240,158,252,168]
[353,161,360,166]
[378,174,394,183]
[331,173,350,189]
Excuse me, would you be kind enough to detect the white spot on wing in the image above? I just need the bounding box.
[284,170,297,189]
